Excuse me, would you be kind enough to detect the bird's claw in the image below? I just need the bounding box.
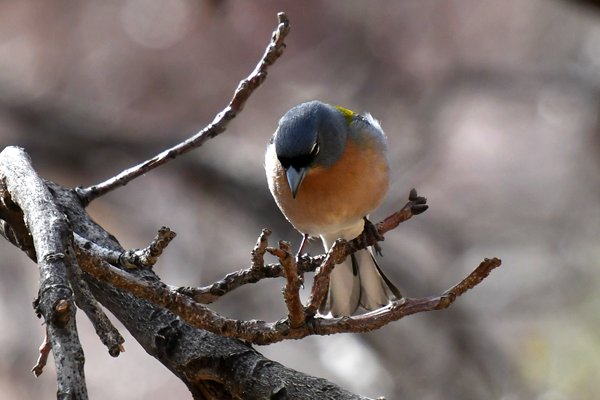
[361,217,384,256]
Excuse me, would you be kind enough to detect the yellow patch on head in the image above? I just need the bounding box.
[334,106,356,125]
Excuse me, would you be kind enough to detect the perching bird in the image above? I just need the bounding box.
[265,100,401,316]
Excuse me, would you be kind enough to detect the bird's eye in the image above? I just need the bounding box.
[278,142,320,170]
[310,142,320,158]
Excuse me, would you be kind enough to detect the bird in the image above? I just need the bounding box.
[265,100,401,316]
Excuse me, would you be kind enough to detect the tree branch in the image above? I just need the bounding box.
[76,12,291,205]
[174,190,429,307]
[0,183,36,259]
[267,241,305,328]
[307,240,347,315]
[75,227,176,270]
[57,181,369,399]
[0,153,370,398]
[0,146,87,398]
[67,256,125,357]
[177,229,321,305]
[72,199,500,345]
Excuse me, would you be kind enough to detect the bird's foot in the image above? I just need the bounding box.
[361,217,384,256]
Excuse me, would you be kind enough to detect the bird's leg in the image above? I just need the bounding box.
[295,233,310,286]
[297,233,310,258]
[361,216,384,256]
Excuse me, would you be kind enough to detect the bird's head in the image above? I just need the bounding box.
[273,101,348,198]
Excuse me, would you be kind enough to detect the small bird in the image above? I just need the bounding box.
[265,100,401,316]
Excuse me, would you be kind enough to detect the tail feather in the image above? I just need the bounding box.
[325,253,361,316]
[323,247,400,317]
[355,248,400,310]
[371,256,402,299]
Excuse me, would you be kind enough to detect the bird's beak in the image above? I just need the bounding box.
[285,167,306,199]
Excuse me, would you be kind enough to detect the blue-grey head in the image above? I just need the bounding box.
[273,101,348,198]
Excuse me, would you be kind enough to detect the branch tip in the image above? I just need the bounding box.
[78,12,291,203]
[251,228,271,269]
[119,227,176,269]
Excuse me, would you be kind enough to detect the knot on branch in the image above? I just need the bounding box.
[53,299,72,327]
[43,252,65,262]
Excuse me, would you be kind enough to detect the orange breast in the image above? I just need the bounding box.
[268,137,389,235]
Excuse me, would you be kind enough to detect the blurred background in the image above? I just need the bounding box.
[0,0,599,399]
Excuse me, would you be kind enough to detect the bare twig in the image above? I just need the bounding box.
[306,240,347,315]
[177,262,286,304]
[31,329,50,377]
[310,258,502,335]
[76,12,291,205]
[175,235,324,305]
[347,188,428,254]
[76,248,252,336]
[268,241,305,328]
[251,228,271,270]
[75,234,123,264]
[119,227,176,269]
[65,239,125,357]
[75,188,428,310]
[75,227,176,270]
[377,188,428,234]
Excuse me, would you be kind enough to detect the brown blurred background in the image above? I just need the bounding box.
[1,1,599,399]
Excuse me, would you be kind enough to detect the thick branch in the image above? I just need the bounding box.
[0,184,36,259]
[0,146,87,398]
